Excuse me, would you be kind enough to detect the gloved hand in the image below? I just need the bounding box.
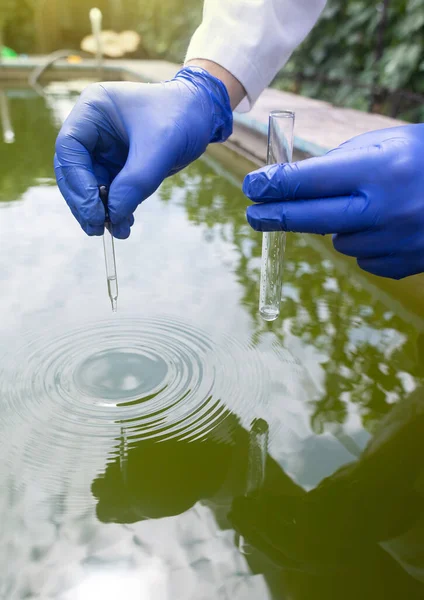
[54,67,232,238]
[229,466,421,573]
[244,124,424,280]
[229,490,384,574]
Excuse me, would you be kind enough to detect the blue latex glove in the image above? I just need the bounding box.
[244,125,424,280]
[54,67,232,238]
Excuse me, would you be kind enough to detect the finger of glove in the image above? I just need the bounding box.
[334,228,424,262]
[56,155,133,238]
[246,194,373,234]
[55,129,105,227]
[243,145,383,202]
[230,497,297,568]
[333,231,393,260]
[357,255,423,280]
[92,161,111,189]
[111,214,135,240]
[108,138,177,224]
[55,157,104,236]
[91,161,134,238]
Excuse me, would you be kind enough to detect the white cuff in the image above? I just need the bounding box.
[185,0,327,113]
[186,30,271,112]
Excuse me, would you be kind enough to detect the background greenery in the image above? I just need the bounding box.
[1,0,423,120]
[0,0,202,59]
[273,0,424,122]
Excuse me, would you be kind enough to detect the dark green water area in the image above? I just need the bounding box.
[1,86,424,599]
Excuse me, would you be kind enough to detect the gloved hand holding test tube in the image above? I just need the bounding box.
[258,111,295,321]
[99,186,118,312]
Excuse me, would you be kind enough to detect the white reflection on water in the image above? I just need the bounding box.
[67,562,167,600]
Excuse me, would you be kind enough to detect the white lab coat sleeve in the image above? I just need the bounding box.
[185,0,327,112]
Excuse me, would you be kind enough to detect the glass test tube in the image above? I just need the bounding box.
[239,418,270,555]
[99,186,118,312]
[259,111,295,321]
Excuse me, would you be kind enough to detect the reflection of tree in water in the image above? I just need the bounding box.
[159,160,424,434]
[0,92,58,203]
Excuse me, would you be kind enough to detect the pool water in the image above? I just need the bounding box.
[1,87,424,599]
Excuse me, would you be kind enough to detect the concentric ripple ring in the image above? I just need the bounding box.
[0,317,268,454]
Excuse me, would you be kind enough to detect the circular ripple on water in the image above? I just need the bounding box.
[0,317,268,453]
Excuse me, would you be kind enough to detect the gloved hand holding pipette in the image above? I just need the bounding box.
[54,0,324,239]
[54,0,424,282]
[54,66,233,239]
[244,125,424,280]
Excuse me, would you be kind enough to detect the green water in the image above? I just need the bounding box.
[1,87,424,599]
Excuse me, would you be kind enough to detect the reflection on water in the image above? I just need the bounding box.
[1,88,424,599]
[0,317,269,450]
[74,348,169,402]
[230,386,424,599]
[0,90,58,203]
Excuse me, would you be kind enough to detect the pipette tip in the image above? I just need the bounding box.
[111,299,118,313]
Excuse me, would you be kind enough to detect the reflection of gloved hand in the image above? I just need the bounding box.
[229,488,377,574]
[244,125,424,280]
[91,433,236,523]
[54,66,232,238]
[230,447,423,574]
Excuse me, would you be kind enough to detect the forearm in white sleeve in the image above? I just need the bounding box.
[185,0,326,112]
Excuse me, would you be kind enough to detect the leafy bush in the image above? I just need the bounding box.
[135,0,201,61]
[273,0,424,122]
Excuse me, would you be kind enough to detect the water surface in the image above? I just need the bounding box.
[1,85,424,599]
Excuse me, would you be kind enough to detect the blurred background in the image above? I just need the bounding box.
[0,0,423,121]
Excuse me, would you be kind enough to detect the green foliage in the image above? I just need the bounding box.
[135,0,202,61]
[1,0,201,60]
[0,0,17,26]
[274,0,424,122]
[1,0,35,54]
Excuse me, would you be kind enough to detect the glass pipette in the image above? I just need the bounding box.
[259,111,295,321]
[99,186,118,312]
